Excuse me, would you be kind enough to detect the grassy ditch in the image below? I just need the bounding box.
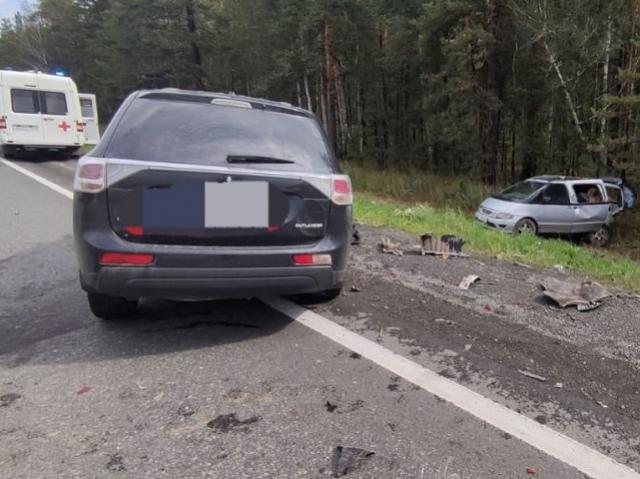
[353,194,640,293]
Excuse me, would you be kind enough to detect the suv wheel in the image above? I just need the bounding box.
[293,287,343,305]
[588,226,611,247]
[87,292,138,320]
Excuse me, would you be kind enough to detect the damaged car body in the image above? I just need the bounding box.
[475,176,637,245]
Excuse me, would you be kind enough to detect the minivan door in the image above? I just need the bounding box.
[569,183,610,233]
[39,90,75,146]
[79,93,100,144]
[7,88,44,145]
[530,183,575,233]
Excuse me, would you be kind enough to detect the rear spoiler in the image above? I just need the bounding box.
[602,177,637,209]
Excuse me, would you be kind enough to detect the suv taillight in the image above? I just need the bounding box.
[0,117,6,129]
[331,175,353,205]
[74,159,106,193]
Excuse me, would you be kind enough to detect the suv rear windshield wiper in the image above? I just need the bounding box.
[227,155,294,164]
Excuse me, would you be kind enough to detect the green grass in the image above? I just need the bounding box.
[354,194,640,293]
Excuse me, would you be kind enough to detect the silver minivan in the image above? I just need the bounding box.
[475,176,636,245]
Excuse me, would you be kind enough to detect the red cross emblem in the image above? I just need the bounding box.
[58,121,71,132]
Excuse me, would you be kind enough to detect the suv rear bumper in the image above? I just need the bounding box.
[80,265,343,300]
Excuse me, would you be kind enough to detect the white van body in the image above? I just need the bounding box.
[0,71,85,155]
[79,93,100,144]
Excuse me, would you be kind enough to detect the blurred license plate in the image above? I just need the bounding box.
[204,181,269,228]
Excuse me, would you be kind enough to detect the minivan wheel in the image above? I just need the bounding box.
[513,218,537,236]
[87,292,138,320]
[588,226,611,247]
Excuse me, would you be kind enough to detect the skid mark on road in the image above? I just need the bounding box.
[5,157,640,479]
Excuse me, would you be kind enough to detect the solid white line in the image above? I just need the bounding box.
[0,159,74,200]
[263,297,640,479]
[5,155,637,478]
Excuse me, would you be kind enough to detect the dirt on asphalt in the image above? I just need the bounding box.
[316,224,640,469]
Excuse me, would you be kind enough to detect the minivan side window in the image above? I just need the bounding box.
[534,184,569,205]
[40,91,68,115]
[573,184,603,204]
[11,89,39,114]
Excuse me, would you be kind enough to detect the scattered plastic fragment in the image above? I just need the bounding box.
[207,413,261,433]
[77,386,92,395]
[380,238,403,256]
[459,275,480,290]
[553,264,566,273]
[0,393,21,407]
[464,344,473,351]
[484,304,493,312]
[325,401,338,413]
[518,370,547,382]
[554,382,564,389]
[351,225,361,246]
[330,446,375,477]
[596,400,609,409]
[540,278,610,309]
[106,453,126,472]
[350,286,361,293]
[577,302,603,312]
[526,466,537,475]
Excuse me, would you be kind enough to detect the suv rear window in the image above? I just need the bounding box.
[104,97,335,173]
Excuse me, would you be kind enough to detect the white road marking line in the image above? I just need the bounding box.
[0,159,74,200]
[264,297,640,479]
[5,155,637,478]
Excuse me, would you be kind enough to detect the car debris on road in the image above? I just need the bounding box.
[330,446,375,477]
[518,370,548,382]
[421,233,466,257]
[379,238,404,256]
[459,275,480,290]
[540,278,610,310]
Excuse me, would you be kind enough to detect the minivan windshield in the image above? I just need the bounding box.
[494,180,545,201]
[104,97,336,173]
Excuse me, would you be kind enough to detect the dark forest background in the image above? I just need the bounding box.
[2,0,640,186]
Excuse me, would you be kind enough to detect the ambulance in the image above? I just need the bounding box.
[0,70,99,158]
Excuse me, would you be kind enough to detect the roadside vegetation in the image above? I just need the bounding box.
[348,164,640,293]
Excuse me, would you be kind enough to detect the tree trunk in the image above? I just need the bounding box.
[599,17,613,169]
[303,74,313,111]
[543,40,585,143]
[322,16,337,151]
[185,0,203,89]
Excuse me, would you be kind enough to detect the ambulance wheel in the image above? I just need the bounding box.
[1,146,16,159]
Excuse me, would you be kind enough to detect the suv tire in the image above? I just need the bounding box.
[87,292,138,320]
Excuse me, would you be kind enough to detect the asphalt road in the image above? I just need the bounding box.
[0,156,638,479]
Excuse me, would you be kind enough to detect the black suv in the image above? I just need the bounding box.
[73,89,352,319]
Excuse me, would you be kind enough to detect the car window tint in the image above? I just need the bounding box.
[105,98,336,173]
[543,184,569,205]
[11,89,39,114]
[497,181,545,201]
[41,91,68,115]
[573,184,603,204]
[80,98,94,118]
[606,187,623,206]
